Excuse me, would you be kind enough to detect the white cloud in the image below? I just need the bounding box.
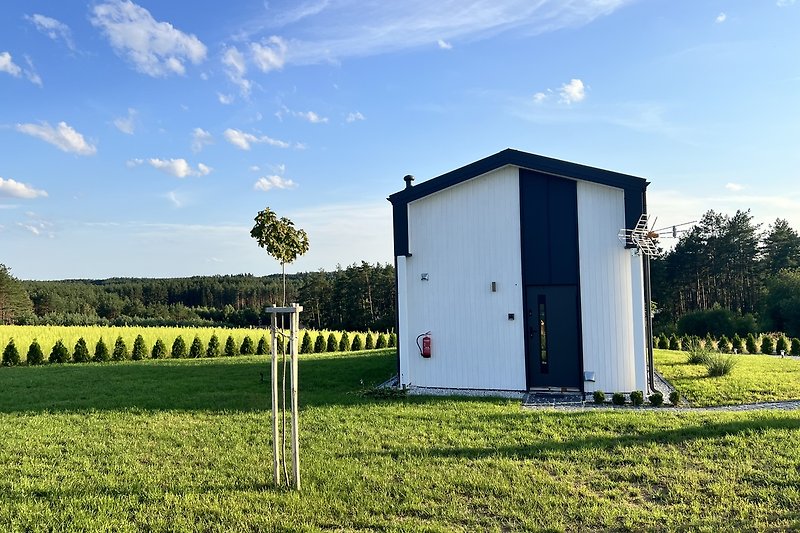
[715,12,727,23]
[249,165,261,172]
[113,108,137,134]
[277,106,328,123]
[777,0,796,6]
[25,14,76,51]
[16,121,97,155]
[346,111,365,122]
[725,182,744,192]
[0,52,22,77]
[223,128,290,150]
[254,175,297,191]
[222,46,251,96]
[165,190,184,207]
[251,36,288,72]
[437,39,452,50]
[22,56,43,87]
[147,158,212,178]
[90,0,207,77]
[559,78,586,104]
[532,92,547,103]
[191,127,213,152]
[0,177,48,199]
[218,92,234,105]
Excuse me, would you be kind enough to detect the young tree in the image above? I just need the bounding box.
[792,338,800,357]
[339,331,350,352]
[760,335,774,356]
[731,333,743,353]
[351,333,363,351]
[27,339,45,365]
[0,264,33,324]
[776,335,789,355]
[132,335,147,360]
[224,335,237,357]
[241,335,255,355]
[745,333,758,354]
[206,334,221,357]
[189,335,204,358]
[171,335,188,358]
[49,340,70,364]
[250,207,310,306]
[73,338,90,363]
[256,335,268,355]
[300,331,312,354]
[313,333,325,353]
[93,337,110,362]
[365,332,374,350]
[151,339,167,359]
[2,339,20,366]
[326,333,337,352]
[112,336,129,361]
[388,332,397,348]
[376,333,387,349]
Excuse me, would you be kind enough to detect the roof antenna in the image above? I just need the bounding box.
[403,174,415,189]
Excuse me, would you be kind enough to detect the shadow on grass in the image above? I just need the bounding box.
[0,350,397,414]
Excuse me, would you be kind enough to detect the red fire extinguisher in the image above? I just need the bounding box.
[416,332,432,358]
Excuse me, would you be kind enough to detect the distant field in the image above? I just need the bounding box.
[1,349,799,531]
[654,348,800,407]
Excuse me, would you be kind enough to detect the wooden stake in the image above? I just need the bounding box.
[270,308,280,486]
[290,303,301,490]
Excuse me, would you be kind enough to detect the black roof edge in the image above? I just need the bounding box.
[387,148,649,205]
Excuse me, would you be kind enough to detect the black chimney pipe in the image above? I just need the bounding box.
[403,174,414,189]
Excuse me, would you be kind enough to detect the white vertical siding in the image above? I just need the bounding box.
[630,253,649,392]
[396,256,410,385]
[402,166,526,390]
[577,181,638,392]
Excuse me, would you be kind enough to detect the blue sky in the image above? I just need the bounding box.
[1,0,798,280]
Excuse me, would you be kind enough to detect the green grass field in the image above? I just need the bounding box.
[654,348,800,407]
[1,348,800,531]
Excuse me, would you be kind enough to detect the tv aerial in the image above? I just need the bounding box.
[618,214,695,257]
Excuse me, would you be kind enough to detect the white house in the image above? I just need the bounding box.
[388,149,654,395]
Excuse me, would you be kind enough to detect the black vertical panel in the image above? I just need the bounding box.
[548,177,579,285]
[519,170,549,285]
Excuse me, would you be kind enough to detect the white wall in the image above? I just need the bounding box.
[576,181,640,392]
[400,166,526,390]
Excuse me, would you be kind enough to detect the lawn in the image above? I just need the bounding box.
[1,349,799,531]
[654,348,800,407]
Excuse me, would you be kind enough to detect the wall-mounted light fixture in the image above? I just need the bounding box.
[491,281,497,292]
[583,371,596,382]
[420,273,429,281]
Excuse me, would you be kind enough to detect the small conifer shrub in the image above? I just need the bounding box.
[593,390,605,404]
[132,335,147,361]
[669,334,680,351]
[300,332,313,354]
[669,391,681,407]
[93,337,110,363]
[49,340,70,364]
[376,333,387,349]
[224,335,237,357]
[256,336,268,355]
[73,338,90,363]
[151,339,167,359]
[339,332,350,352]
[189,336,204,358]
[658,333,669,349]
[327,333,337,352]
[731,333,743,353]
[776,336,789,355]
[365,332,374,350]
[792,338,800,357]
[761,335,774,356]
[241,336,255,355]
[206,334,220,357]
[388,332,397,348]
[717,335,731,354]
[112,336,129,361]
[2,339,20,366]
[611,392,626,406]
[745,333,758,354]
[314,333,325,353]
[703,333,715,351]
[351,334,363,351]
[171,336,187,358]
[27,339,45,366]
[680,335,692,351]
[629,391,644,406]
[648,391,664,406]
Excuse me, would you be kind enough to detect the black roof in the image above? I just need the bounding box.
[388,149,650,258]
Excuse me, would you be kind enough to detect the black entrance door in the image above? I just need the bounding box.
[525,285,581,390]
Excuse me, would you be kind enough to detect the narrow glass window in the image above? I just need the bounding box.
[538,295,548,373]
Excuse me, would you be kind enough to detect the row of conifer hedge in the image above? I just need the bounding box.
[655,332,800,356]
[1,331,397,367]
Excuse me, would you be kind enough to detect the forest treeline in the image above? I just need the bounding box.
[0,262,396,333]
[651,210,800,337]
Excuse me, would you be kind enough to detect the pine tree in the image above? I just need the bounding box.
[189,336,204,358]
[365,332,374,350]
[658,333,669,349]
[73,338,90,363]
[314,333,325,353]
[745,333,758,354]
[112,336,129,361]
[93,337,110,362]
[300,331,312,354]
[171,335,187,358]
[376,333,387,349]
[2,339,20,366]
[327,333,337,352]
[731,333,743,353]
[339,332,350,352]
[132,335,147,360]
[224,335,237,357]
[49,340,70,364]
[776,335,789,355]
[760,335,774,355]
[206,334,220,357]
[791,338,800,356]
[27,339,44,365]
[151,339,167,359]
[704,333,716,351]
[351,334,363,351]
[388,332,397,348]
[680,335,692,351]
[241,336,255,355]
[669,334,680,351]
[256,336,268,355]
[717,335,731,353]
